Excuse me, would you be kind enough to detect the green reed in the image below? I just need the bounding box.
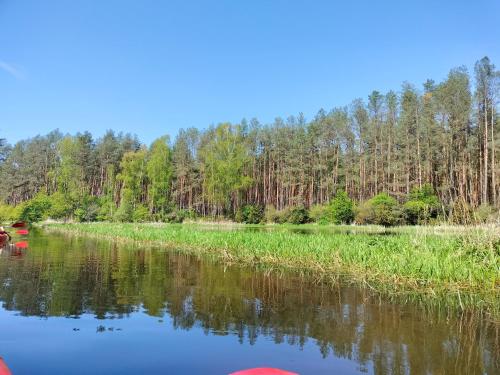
[43,222,499,316]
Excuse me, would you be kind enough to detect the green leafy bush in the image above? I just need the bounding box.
[47,192,74,219]
[132,204,150,223]
[96,196,116,221]
[236,204,264,224]
[309,204,329,224]
[19,193,52,222]
[114,201,133,222]
[164,210,186,223]
[74,194,100,222]
[0,203,19,223]
[403,184,440,224]
[355,192,401,226]
[264,205,276,223]
[329,190,355,224]
[286,206,310,224]
[472,204,498,224]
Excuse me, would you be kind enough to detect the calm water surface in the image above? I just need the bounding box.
[0,231,497,374]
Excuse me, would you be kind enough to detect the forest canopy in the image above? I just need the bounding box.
[0,57,498,225]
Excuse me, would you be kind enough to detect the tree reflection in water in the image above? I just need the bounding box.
[0,233,497,375]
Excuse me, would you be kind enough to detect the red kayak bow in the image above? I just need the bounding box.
[230,369,298,375]
[11,221,26,228]
[15,241,28,249]
[0,358,12,375]
[16,229,29,235]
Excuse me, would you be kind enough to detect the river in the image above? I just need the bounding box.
[0,230,497,374]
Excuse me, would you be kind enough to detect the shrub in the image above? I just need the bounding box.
[236,204,264,224]
[96,196,116,222]
[47,192,73,220]
[473,204,498,224]
[404,184,440,224]
[309,204,329,224]
[264,205,282,223]
[164,210,185,223]
[449,200,474,225]
[114,201,133,222]
[329,190,355,224]
[403,200,428,225]
[0,203,19,223]
[19,193,52,223]
[132,204,150,223]
[74,194,100,222]
[355,192,401,227]
[286,206,310,224]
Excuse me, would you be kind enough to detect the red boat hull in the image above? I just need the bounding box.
[230,368,298,375]
[0,358,12,375]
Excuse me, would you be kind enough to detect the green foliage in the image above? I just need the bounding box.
[19,193,52,222]
[73,194,99,222]
[147,136,172,215]
[200,123,252,213]
[47,192,73,219]
[264,205,279,223]
[263,206,311,224]
[132,204,150,223]
[472,204,498,224]
[286,206,310,224]
[0,57,496,226]
[329,190,355,224]
[235,204,264,224]
[309,204,329,224]
[114,200,133,222]
[0,203,19,223]
[96,195,115,222]
[404,184,440,224]
[356,193,401,227]
[163,210,186,223]
[117,148,147,209]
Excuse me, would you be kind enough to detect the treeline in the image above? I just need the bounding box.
[0,56,498,225]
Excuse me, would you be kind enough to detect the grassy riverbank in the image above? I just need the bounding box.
[43,222,499,316]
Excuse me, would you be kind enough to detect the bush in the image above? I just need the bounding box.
[132,204,150,223]
[355,192,401,227]
[19,193,52,222]
[329,190,355,224]
[114,201,133,222]
[309,204,329,224]
[0,203,19,223]
[403,184,440,224]
[164,210,185,223]
[236,204,264,224]
[47,192,73,220]
[449,200,474,225]
[74,195,100,222]
[472,204,498,224]
[264,205,276,223]
[403,200,428,225]
[286,206,310,224]
[96,196,116,222]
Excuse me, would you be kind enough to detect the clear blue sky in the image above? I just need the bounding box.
[1,0,499,145]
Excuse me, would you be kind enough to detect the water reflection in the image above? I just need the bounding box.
[0,232,497,374]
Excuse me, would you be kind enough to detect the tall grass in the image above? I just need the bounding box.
[44,222,499,316]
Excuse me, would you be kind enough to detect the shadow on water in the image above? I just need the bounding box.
[0,231,498,374]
